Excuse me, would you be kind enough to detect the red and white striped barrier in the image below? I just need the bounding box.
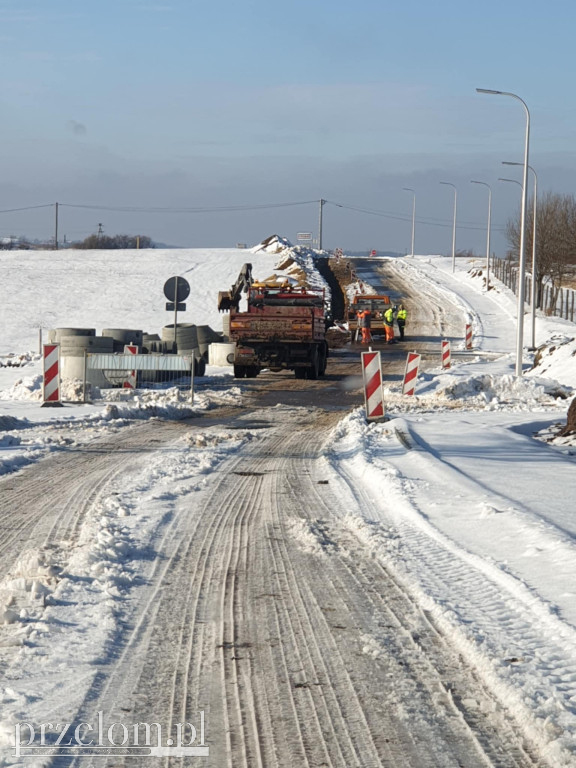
[402,352,421,396]
[123,344,138,389]
[361,350,385,421]
[465,323,473,350]
[441,339,451,369]
[42,343,62,406]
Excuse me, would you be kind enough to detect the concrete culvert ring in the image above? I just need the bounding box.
[58,336,115,349]
[49,328,96,342]
[162,324,198,353]
[102,329,143,350]
[196,325,222,356]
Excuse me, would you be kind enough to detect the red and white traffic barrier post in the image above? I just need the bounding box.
[42,343,63,407]
[361,350,385,421]
[465,323,473,350]
[123,344,138,389]
[402,352,421,396]
[441,339,451,369]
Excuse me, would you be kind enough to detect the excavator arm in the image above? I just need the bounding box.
[217,263,253,312]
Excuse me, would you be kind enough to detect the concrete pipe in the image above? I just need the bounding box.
[142,333,161,354]
[102,329,143,351]
[162,324,198,353]
[59,336,114,353]
[49,328,96,343]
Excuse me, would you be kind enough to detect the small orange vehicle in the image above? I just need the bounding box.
[348,294,391,341]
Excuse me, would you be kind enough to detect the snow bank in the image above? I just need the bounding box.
[0,425,259,761]
[326,408,576,765]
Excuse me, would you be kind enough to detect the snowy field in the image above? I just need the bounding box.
[1,240,576,765]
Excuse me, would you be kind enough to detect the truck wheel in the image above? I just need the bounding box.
[233,364,247,378]
[318,344,328,376]
[306,350,320,380]
[294,368,306,380]
[245,366,259,378]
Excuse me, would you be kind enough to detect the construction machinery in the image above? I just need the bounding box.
[348,293,392,342]
[218,264,329,379]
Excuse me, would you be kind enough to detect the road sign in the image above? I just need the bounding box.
[42,343,62,406]
[166,302,186,312]
[402,352,421,396]
[442,339,451,369]
[370,249,377,257]
[123,344,138,389]
[465,324,473,349]
[164,276,190,302]
[361,350,385,421]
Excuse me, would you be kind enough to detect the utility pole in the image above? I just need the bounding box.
[97,222,104,243]
[54,202,59,250]
[318,199,325,250]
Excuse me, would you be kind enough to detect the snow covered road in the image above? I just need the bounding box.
[1,244,576,766]
[50,407,544,768]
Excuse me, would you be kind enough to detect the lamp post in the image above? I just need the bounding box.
[470,181,492,292]
[477,88,530,376]
[503,161,538,349]
[439,181,457,272]
[403,188,416,258]
[498,177,524,327]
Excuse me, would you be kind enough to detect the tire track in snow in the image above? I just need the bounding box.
[49,408,552,768]
[0,420,186,576]
[329,438,570,766]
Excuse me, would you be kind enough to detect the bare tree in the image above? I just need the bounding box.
[73,234,155,250]
[506,191,576,309]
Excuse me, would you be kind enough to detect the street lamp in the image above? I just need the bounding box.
[477,88,530,376]
[470,181,492,292]
[503,161,538,349]
[403,188,416,258]
[439,181,457,272]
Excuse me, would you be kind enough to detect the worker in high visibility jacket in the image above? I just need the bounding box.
[384,306,395,343]
[396,304,407,340]
[357,309,372,343]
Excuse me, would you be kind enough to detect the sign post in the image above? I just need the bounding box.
[402,352,421,396]
[465,324,473,350]
[123,344,138,389]
[42,343,63,407]
[361,350,385,421]
[164,276,190,350]
[441,339,452,369]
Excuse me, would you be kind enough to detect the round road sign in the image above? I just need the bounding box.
[164,276,190,302]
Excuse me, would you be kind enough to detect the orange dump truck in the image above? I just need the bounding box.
[218,264,329,379]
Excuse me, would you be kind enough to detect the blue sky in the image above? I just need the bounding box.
[2,0,576,253]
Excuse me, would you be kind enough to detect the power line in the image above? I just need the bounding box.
[59,200,318,214]
[0,203,55,215]
[326,200,506,233]
[0,197,507,234]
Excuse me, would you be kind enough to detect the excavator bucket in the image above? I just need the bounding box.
[217,291,234,312]
[218,263,254,312]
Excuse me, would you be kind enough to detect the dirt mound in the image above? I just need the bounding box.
[560,397,576,435]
